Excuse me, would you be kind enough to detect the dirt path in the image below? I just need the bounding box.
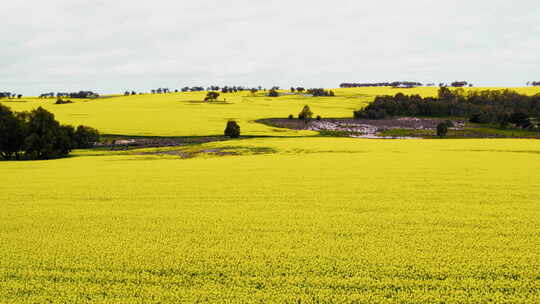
[257,117,463,139]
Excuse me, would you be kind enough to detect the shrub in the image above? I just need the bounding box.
[437,122,448,137]
[288,114,294,119]
[316,115,322,120]
[224,120,240,138]
[445,120,454,128]
[55,98,72,104]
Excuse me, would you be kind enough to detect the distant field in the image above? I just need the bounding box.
[1,87,540,303]
[2,87,539,137]
[1,138,539,303]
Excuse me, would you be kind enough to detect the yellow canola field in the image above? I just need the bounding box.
[1,137,540,303]
[3,87,539,137]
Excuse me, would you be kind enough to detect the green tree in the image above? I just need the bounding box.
[0,104,26,159]
[204,92,220,102]
[74,126,100,148]
[298,105,313,124]
[268,89,279,97]
[438,86,454,101]
[436,122,448,138]
[224,120,240,138]
[24,107,73,159]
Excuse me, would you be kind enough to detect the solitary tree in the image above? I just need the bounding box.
[205,92,220,102]
[224,120,240,138]
[298,105,313,125]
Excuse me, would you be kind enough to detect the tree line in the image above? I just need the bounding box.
[340,81,473,88]
[353,87,540,129]
[0,92,23,99]
[528,81,540,86]
[340,82,423,88]
[0,104,99,160]
[39,91,99,99]
[128,86,258,95]
[267,87,335,97]
[125,86,321,97]
[306,88,335,97]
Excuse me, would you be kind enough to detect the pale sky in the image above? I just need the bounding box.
[1,0,539,95]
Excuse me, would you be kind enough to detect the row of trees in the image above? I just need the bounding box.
[125,86,325,96]
[39,91,99,99]
[340,81,473,88]
[267,88,335,97]
[0,105,99,160]
[124,86,272,95]
[353,87,540,129]
[0,92,23,99]
[307,88,335,97]
[340,82,423,88]
[449,81,471,87]
[528,81,540,86]
[150,88,171,94]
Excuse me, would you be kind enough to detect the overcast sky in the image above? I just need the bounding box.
[1,0,539,95]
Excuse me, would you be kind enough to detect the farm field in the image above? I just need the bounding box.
[1,88,540,303]
[3,87,540,137]
[1,138,540,303]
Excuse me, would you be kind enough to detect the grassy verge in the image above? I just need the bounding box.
[380,124,540,139]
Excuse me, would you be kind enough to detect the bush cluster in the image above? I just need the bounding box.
[307,89,335,97]
[353,88,540,129]
[55,98,73,104]
[0,105,99,160]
